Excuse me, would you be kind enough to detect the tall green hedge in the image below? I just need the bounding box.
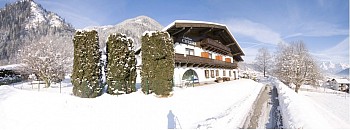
[106,33,136,95]
[141,31,174,97]
[71,30,102,98]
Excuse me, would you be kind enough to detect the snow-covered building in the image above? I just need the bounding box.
[136,20,244,86]
[332,78,350,91]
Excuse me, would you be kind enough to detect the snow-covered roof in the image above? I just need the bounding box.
[162,20,245,61]
[0,64,22,70]
[334,78,350,84]
[162,20,226,32]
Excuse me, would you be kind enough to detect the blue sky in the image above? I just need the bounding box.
[0,0,349,63]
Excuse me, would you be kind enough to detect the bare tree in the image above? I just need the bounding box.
[18,35,73,87]
[255,47,272,77]
[274,41,322,93]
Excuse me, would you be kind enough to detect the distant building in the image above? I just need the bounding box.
[328,78,350,91]
[136,20,245,87]
[0,64,22,85]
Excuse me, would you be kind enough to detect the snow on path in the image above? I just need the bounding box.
[247,85,269,128]
[256,84,283,129]
[0,79,263,130]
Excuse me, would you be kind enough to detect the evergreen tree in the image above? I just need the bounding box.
[106,33,136,95]
[141,31,174,97]
[71,30,102,98]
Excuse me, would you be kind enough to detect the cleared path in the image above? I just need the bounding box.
[246,84,283,129]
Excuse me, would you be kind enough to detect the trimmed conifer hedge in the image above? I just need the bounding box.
[71,30,102,98]
[141,31,174,97]
[106,33,136,95]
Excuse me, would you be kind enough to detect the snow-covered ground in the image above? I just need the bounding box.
[299,86,350,128]
[10,75,73,95]
[272,77,350,129]
[0,79,263,130]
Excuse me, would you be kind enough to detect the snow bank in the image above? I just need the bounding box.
[272,78,333,129]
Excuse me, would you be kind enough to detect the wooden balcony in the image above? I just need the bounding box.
[200,38,231,55]
[175,53,238,69]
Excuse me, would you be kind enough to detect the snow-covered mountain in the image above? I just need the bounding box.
[0,0,75,65]
[0,0,163,65]
[319,61,350,74]
[25,0,67,29]
[84,15,163,49]
[336,68,349,77]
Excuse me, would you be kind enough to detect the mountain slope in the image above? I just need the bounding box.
[84,15,163,49]
[319,61,350,74]
[0,0,75,65]
[336,68,349,77]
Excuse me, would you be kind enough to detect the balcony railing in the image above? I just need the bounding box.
[175,53,238,69]
[200,38,231,55]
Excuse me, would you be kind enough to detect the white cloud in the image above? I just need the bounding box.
[238,41,277,63]
[283,33,303,39]
[303,22,348,37]
[312,37,349,64]
[220,19,284,62]
[223,19,284,45]
[284,22,348,39]
[240,47,259,63]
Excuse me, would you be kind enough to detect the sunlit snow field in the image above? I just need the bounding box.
[0,78,263,129]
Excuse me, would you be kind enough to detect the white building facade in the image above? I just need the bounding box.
[137,20,245,87]
[173,42,239,85]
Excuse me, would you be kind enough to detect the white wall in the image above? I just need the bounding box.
[174,65,239,86]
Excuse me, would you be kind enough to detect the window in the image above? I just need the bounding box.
[229,71,232,77]
[205,70,209,78]
[209,53,212,59]
[185,48,194,55]
[223,70,226,76]
[182,69,198,82]
[210,70,215,78]
[216,70,219,76]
